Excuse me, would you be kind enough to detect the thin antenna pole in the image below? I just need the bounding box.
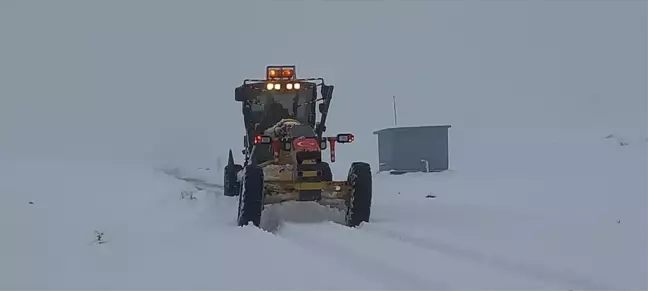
[392,95,398,126]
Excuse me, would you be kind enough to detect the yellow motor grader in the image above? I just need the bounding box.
[223,65,372,228]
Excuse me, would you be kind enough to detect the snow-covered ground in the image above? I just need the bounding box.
[2,128,645,290]
[1,1,645,289]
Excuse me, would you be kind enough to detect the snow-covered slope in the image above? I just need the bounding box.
[2,129,645,290]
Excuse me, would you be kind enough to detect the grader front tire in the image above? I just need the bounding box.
[237,166,264,227]
[345,162,372,227]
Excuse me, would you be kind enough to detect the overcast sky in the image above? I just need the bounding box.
[1,0,646,167]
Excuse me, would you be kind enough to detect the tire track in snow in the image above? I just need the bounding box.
[275,222,448,290]
[164,173,612,289]
[359,223,616,290]
[161,170,224,191]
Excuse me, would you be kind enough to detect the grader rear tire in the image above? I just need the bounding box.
[223,164,243,197]
[321,162,333,181]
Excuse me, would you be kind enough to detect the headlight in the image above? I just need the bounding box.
[273,83,281,90]
[286,83,294,90]
[294,83,301,90]
[266,83,274,90]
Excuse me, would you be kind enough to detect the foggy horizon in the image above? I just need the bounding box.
[1,0,646,167]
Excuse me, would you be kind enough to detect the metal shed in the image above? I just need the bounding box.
[373,125,451,173]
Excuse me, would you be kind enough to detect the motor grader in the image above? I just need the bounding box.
[223,65,372,228]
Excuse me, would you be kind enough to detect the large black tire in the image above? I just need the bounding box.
[237,165,264,227]
[345,162,372,227]
[223,164,243,197]
[321,162,333,181]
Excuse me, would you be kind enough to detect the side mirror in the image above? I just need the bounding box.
[318,103,327,114]
[235,86,245,102]
[320,85,334,99]
[336,133,355,143]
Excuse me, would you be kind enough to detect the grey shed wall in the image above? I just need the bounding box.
[373,125,451,172]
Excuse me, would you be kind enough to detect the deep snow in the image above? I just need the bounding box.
[1,129,645,290]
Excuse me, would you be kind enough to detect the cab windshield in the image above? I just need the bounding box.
[248,89,314,130]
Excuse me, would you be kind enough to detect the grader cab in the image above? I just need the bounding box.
[223,65,372,228]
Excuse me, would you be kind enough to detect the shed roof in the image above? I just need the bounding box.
[373,125,451,135]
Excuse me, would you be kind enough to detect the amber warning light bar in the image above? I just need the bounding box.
[266,66,296,81]
[265,65,300,91]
